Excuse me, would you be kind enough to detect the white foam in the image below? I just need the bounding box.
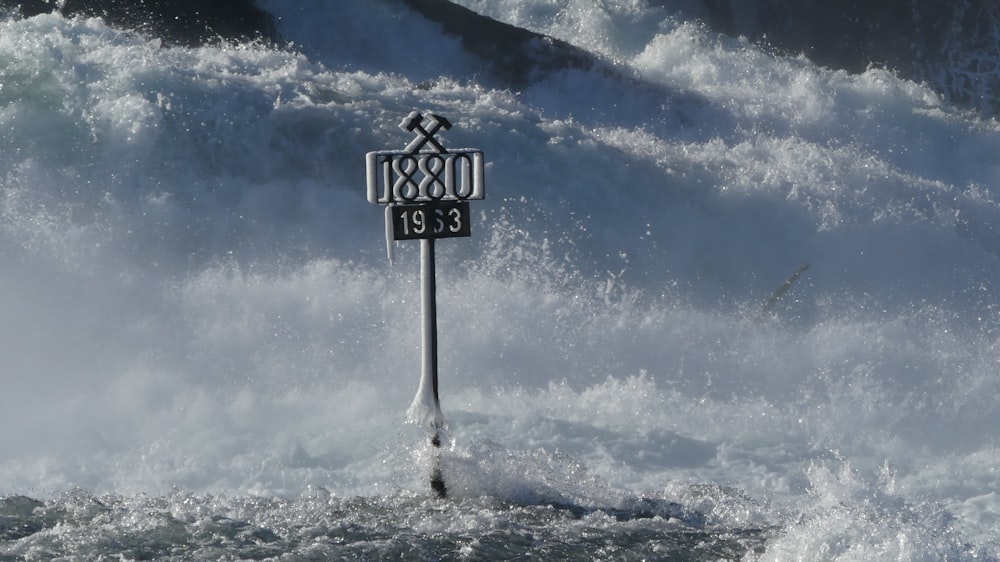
[1,1,1000,554]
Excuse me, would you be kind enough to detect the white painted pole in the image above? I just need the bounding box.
[420,237,447,498]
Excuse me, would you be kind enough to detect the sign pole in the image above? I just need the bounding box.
[365,111,485,499]
[421,237,447,497]
[420,238,439,411]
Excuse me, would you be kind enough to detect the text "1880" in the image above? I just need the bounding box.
[391,202,471,240]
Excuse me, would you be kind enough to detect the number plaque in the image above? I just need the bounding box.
[392,202,471,240]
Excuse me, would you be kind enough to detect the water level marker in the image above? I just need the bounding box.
[365,111,486,498]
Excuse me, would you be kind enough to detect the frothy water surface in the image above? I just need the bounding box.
[1,2,1000,559]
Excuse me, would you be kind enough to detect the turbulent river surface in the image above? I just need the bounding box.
[2,0,1000,559]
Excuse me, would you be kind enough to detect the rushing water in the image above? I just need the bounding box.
[1,1,1000,559]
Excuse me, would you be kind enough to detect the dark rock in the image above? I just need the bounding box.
[696,0,953,74]
[400,0,597,88]
[641,0,1000,114]
[2,0,280,47]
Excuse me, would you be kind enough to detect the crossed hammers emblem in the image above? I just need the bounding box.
[401,111,452,154]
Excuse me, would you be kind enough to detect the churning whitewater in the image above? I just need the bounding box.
[1,0,1000,559]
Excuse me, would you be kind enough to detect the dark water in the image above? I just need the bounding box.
[0,492,768,560]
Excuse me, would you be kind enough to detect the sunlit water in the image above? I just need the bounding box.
[1,1,999,559]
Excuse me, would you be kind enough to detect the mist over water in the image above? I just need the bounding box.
[1,0,1000,558]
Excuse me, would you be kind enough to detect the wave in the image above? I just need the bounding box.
[692,0,1000,115]
[5,0,999,114]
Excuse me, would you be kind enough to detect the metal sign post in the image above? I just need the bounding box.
[365,112,485,498]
